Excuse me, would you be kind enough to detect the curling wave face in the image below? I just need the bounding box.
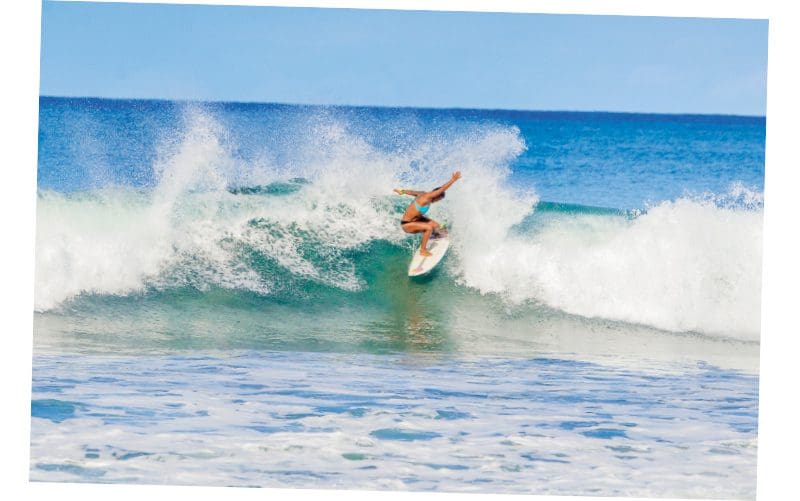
[35,104,763,343]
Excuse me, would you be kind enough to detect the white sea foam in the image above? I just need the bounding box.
[452,195,763,341]
[29,351,759,497]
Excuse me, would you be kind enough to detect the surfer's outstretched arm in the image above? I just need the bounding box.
[429,171,461,199]
[394,188,424,196]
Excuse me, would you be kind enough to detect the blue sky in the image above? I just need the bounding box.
[39,1,768,115]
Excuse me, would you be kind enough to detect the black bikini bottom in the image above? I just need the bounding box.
[400,216,431,226]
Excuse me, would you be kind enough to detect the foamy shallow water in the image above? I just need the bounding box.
[30,351,758,498]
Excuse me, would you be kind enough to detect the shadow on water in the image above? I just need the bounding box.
[408,264,443,284]
[358,241,454,354]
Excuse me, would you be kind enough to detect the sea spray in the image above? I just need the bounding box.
[34,106,529,310]
[35,101,764,342]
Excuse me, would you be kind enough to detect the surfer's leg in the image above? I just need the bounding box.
[418,222,437,257]
[401,221,436,256]
[400,221,426,234]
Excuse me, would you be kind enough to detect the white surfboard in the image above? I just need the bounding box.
[408,233,450,277]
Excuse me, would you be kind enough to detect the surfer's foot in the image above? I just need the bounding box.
[420,249,433,257]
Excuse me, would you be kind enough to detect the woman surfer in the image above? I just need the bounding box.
[394,171,461,256]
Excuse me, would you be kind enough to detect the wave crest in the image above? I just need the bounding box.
[454,194,762,340]
[35,105,762,341]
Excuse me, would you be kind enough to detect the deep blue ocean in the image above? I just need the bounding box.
[31,97,764,497]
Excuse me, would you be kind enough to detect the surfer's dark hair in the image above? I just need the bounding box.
[432,186,445,200]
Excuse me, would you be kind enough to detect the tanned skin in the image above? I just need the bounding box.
[395,171,461,256]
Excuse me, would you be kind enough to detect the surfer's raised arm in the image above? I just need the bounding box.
[394,172,461,199]
[428,171,461,199]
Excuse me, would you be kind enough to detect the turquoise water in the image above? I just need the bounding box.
[32,97,764,497]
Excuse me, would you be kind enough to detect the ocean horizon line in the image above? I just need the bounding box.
[38,94,766,120]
